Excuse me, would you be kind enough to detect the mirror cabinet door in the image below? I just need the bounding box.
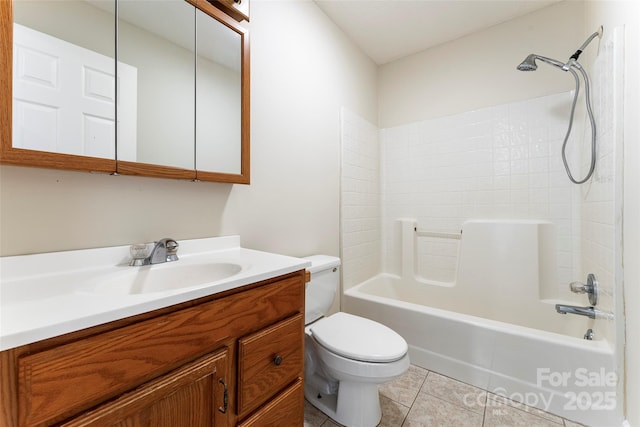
[195,2,249,183]
[2,0,248,183]
[196,7,241,176]
[5,0,117,172]
[116,0,196,179]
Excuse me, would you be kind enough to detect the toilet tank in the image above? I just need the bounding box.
[304,255,341,325]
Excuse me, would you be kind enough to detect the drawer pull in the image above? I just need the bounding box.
[218,378,229,413]
[273,355,283,366]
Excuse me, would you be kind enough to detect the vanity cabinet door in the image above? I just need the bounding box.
[61,348,230,427]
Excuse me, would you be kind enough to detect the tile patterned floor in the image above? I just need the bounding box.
[304,365,588,427]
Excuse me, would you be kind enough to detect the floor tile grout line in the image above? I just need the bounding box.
[397,368,430,427]
[481,391,488,427]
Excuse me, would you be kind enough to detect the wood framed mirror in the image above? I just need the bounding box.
[0,0,250,184]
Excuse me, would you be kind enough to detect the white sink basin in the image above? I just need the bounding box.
[1,236,312,351]
[84,262,244,295]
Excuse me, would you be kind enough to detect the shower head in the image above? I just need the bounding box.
[515,27,602,185]
[517,27,603,73]
[516,54,566,72]
[517,54,538,71]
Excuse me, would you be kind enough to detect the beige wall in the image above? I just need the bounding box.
[378,0,584,127]
[0,0,377,257]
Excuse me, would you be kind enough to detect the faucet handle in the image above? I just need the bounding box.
[569,273,598,306]
[129,243,150,266]
[165,239,179,262]
[570,281,590,293]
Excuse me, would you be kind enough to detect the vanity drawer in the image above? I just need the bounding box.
[16,275,303,426]
[237,379,304,427]
[237,313,304,416]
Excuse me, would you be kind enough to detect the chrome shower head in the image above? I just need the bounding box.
[516,54,566,72]
[518,28,603,73]
[517,54,538,71]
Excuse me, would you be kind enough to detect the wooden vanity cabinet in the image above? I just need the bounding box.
[0,270,305,427]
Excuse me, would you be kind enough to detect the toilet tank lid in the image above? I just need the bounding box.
[303,255,341,274]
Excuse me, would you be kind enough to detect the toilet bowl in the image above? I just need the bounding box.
[303,256,410,427]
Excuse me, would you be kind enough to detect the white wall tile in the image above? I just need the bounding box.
[379,92,581,288]
[340,108,381,289]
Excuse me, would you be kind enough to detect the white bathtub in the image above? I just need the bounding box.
[343,274,619,427]
[342,220,620,426]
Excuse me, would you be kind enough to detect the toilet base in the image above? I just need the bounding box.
[304,380,382,427]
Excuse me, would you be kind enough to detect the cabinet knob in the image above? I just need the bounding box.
[273,355,283,366]
[233,0,242,4]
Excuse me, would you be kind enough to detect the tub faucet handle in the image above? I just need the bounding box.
[569,273,598,306]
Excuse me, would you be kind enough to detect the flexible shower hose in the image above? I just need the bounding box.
[562,64,597,184]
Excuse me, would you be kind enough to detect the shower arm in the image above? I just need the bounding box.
[564,27,603,70]
[535,55,567,70]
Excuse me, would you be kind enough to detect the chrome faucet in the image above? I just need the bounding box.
[555,304,614,320]
[148,238,179,264]
[130,238,179,266]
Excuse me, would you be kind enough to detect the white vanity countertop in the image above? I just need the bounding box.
[0,236,311,352]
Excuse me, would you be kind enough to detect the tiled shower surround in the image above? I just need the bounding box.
[380,91,582,289]
[342,91,592,288]
[341,55,619,339]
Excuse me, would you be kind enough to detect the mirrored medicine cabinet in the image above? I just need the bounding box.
[0,0,250,183]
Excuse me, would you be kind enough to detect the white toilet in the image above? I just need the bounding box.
[304,255,410,427]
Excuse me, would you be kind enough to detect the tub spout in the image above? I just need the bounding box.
[555,304,596,318]
[555,304,614,320]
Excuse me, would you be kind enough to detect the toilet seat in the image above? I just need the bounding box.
[310,312,408,363]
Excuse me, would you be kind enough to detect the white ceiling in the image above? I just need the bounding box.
[314,0,561,65]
